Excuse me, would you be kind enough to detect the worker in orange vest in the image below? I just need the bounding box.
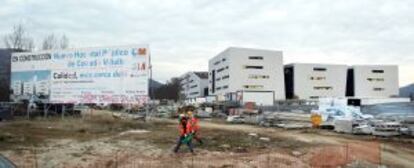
[173,114,194,153]
[187,111,203,145]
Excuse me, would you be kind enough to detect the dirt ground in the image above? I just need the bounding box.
[0,110,413,168]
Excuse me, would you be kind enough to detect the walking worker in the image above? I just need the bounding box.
[173,114,194,153]
[187,111,203,145]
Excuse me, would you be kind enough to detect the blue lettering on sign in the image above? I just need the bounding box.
[103,58,124,66]
[111,49,128,56]
[131,48,138,56]
[53,51,86,60]
[89,49,108,57]
[80,73,93,78]
[77,60,97,67]
[67,61,76,68]
[94,72,112,78]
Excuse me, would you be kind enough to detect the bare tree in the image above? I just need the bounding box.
[60,34,69,49]
[42,34,69,50]
[42,34,57,50]
[3,23,35,51]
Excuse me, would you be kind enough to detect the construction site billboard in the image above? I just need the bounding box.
[10,45,150,104]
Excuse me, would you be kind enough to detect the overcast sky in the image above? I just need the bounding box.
[1,0,413,86]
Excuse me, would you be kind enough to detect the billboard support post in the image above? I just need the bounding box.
[43,104,47,118]
[145,53,152,122]
[26,103,30,120]
[61,104,65,120]
[144,103,149,122]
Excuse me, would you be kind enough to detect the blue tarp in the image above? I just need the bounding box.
[0,154,16,168]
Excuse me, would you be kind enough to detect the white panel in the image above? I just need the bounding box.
[352,65,399,98]
[242,91,274,106]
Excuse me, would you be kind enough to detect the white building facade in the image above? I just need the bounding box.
[347,65,399,98]
[180,71,209,101]
[208,47,285,104]
[284,63,348,100]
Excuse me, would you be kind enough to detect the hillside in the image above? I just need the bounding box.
[400,83,414,98]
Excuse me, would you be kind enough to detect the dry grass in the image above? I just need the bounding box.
[1,111,413,168]
[0,113,162,150]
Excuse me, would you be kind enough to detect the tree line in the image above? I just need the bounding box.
[3,23,70,51]
[150,77,182,101]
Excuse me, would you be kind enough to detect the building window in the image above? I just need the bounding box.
[222,58,226,62]
[313,67,327,71]
[244,65,263,69]
[190,92,199,95]
[314,86,333,90]
[216,78,221,81]
[223,85,229,89]
[310,96,319,99]
[222,75,230,80]
[367,78,384,82]
[216,87,222,91]
[372,70,384,73]
[243,85,264,89]
[217,67,225,72]
[249,74,269,79]
[214,61,220,65]
[373,88,385,91]
[310,76,326,80]
[249,56,263,60]
[190,85,198,88]
[225,66,229,69]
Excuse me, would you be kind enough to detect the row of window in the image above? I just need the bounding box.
[217,66,229,73]
[244,65,263,69]
[314,86,333,90]
[213,58,227,66]
[215,85,229,91]
[211,74,270,82]
[243,85,264,89]
[312,68,385,73]
[249,56,263,60]
[189,91,199,95]
[373,87,385,91]
[180,79,194,87]
[313,67,327,71]
[367,78,385,82]
[248,74,269,79]
[310,76,326,80]
[372,70,384,73]
[209,74,231,83]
